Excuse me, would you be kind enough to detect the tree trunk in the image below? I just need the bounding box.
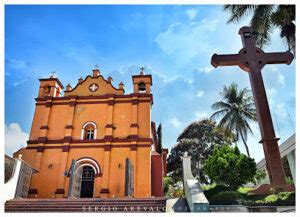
[240,130,250,157]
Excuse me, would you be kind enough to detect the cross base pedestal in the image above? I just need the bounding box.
[250,184,295,195]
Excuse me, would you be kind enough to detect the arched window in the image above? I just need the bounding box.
[138,82,146,93]
[84,125,94,140]
[81,122,97,140]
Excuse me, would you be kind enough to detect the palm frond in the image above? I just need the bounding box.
[212,101,232,110]
[224,5,257,24]
[250,5,275,48]
[210,109,229,120]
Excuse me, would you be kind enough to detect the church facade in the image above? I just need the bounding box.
[14,68,167,199]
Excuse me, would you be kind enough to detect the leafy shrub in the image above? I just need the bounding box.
[285,176,294,185]
[209,191,243,205]
[203,184,230,200]
[164,176,184,198]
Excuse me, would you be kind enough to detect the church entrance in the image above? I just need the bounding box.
[80,166,95,198]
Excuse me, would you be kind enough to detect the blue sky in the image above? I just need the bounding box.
[5,5,295,162]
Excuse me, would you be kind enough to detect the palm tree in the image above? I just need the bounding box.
[224,5,295,55]
[210,83,257,157]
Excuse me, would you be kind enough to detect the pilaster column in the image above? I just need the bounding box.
[55,144,70,198]
[55,98,76,197]
[30,145,44,195]
[31,99,52,195]
[130,96,139,136]
[64,97,76,137]
[105,97,114,137]
[130,143,137,197]
[101,144,111,198]
[39,99,52,138]
[101,98,114,198]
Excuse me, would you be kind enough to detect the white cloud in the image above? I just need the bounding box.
[13,79,29,87]
[275,103,288,119]
[197,66,214,74]
[155,19,219,62]
[196,90,204,98]
[119,64,140,75]
[5,123,28,156]
[243,122,264,162]
[269,65,279,72]
[277,72,285,86]
[6,59,30,70]
[186,8,198,20]
[170,117,182,128]
[266,87,277,97]
[195,111,208,119]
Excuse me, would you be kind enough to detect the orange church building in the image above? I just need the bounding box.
[14,68,168,199]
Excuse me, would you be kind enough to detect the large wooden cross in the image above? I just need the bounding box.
[211,26,294,189]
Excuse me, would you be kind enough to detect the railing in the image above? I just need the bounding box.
[5,155,17,183]
[15,162,35,198]
[4,154,37,200]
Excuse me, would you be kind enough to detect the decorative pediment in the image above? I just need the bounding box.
[64,75,124,97]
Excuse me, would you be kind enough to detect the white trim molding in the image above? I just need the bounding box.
[76,157,101,175]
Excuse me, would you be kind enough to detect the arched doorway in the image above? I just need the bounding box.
[68,158,101,199]
[80,165,95,198]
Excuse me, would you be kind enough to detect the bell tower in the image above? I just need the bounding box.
[38,74,64,98]
[132,67,152,94]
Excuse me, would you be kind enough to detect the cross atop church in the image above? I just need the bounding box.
[50,71,56,78]
[94,64,100,70]
[140,66,145,75]
[211,26,294,191]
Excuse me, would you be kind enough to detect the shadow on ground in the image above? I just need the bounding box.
[172,198,190,212]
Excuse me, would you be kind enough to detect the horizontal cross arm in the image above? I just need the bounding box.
[211,53,242,68]
[262,52,294,65]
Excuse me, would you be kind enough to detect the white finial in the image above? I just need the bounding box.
[140,66,145,75]
[50,71,56,78]
[94,64,100,69]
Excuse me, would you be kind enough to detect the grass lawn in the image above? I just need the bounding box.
[237,187,254,194]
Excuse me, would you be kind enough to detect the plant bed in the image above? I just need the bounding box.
[203,184,295,207]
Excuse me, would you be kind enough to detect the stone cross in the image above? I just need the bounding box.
[211,26,294,189]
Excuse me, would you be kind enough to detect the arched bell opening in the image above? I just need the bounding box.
[138,82,146,93]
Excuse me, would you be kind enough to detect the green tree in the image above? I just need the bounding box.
[157,124,163,154]
[204,145,257,190]
[224,5,295,54]
[211,83,256,157]
[167,119,234,183]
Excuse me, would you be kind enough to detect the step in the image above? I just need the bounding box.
[5,206,166,212]
[5,198,166,212]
